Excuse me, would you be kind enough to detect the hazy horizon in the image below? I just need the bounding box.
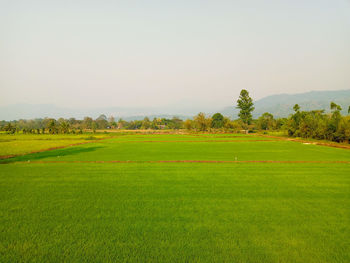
[1,0,350,108]
[2,88,350,109]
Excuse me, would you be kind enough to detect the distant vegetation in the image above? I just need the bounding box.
[221,89,350,118]
[1,90,350,143]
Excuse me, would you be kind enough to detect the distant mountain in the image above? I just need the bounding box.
[1,90,349,121]
[0,104,194,121]
[221,89,350,118]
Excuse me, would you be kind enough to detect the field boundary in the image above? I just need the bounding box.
[3,160,350,164]
[1,133,349,161]
[111,139,278,143]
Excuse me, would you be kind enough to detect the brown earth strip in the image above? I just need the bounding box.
[186,134,250,138]
[5,160,350,164]
[114,140,277,143]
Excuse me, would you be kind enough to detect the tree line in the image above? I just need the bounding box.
[0,115,185,134]
[1,89,350,143]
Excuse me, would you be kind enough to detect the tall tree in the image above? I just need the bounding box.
[83,117,93,129]
[96,114,108,129]
[236,89,254,125]
[330,102,342,131]
[211,113,224,128]
[330,102,342,112]
[293,104,300,112]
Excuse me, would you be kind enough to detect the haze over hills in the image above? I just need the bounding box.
[1,90,349,121]
[222,89,350,118]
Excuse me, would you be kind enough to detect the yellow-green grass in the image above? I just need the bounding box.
[0,133,112,157]
[0,133,349,262]
[0,133,274,160]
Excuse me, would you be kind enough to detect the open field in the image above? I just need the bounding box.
[0,133,349,262]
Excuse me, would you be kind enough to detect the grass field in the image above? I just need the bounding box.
[0,133,349,262]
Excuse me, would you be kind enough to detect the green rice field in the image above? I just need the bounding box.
[0,133,349,262]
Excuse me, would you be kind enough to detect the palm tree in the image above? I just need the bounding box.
[46,119,57,134]
[4,123,14,133]
[60,121,70,134]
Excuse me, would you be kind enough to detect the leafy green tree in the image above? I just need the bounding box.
[68,118,77,127]
[275,118,287,130]
[236,89,254,126]
[126,120,142,130]
[293,104,300,112]
[96,114,108,129]
[168,117,183,129]
[83,117,93,129]
[141,117,151,129]
[211,113,224,128]
[330,102,342,112]
[257,112,275,130]
[288,105,302,136]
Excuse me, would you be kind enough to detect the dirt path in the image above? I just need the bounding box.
[5,160,349,164]
[114,140,278,143]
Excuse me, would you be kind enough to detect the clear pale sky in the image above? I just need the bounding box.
[1,0,350,108]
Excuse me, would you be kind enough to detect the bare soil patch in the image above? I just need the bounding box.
[6,160,349,164]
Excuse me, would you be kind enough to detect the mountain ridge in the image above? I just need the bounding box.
[1,89,349,121]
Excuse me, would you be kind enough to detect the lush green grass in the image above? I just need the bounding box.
[0,133,349,262]
[3,134,350,163]
[0,133,269,157]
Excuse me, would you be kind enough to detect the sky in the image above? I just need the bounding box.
[1,0,350,109]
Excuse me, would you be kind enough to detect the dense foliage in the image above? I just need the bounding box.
[0,116,184,134]
[286,103,350,142]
